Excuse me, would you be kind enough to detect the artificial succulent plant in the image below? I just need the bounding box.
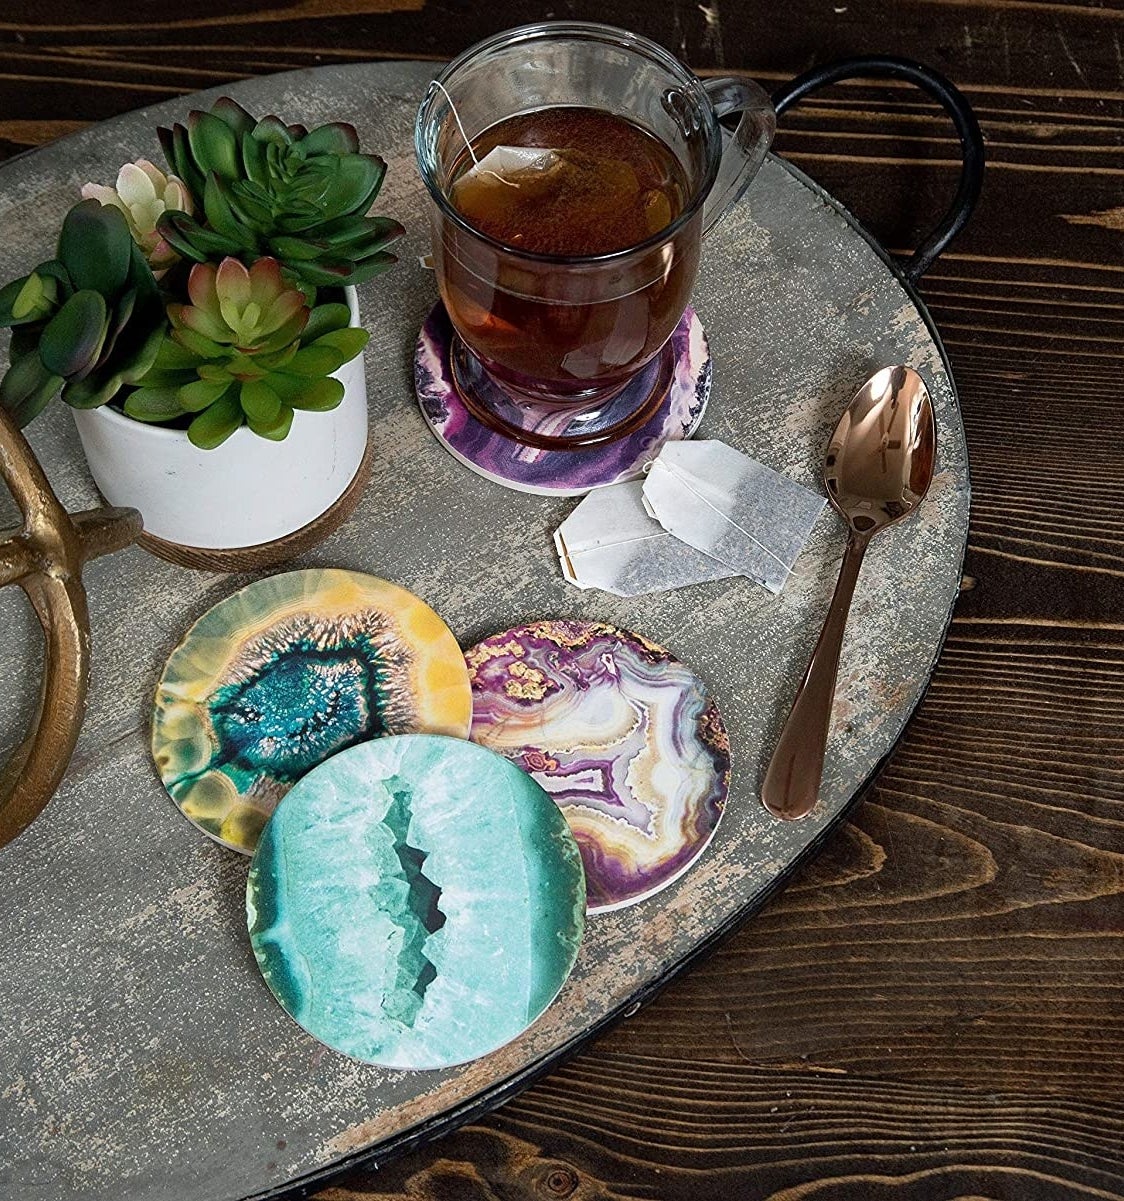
[81,159,194,278]
[156,97,404,290]
[0,96,397,448]
[126,257,368,449]
[0,199,166,425]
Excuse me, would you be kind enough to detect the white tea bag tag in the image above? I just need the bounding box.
[643,440,826,594]
[555,480,735,598]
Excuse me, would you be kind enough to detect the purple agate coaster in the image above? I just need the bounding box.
[466,620,730,913]
[414,304,712,496]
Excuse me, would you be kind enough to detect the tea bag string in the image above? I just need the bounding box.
[430,80,518,189]
[644,457,800,577]
[565,532,669,558]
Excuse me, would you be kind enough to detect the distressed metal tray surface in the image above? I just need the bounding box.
[0,60,969,1201]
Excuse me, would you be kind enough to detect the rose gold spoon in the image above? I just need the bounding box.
[762,365,936,822]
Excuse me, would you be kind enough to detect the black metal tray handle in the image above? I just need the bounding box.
[772,56,985,284]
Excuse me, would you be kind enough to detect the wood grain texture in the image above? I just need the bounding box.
[2,2,1122,1199]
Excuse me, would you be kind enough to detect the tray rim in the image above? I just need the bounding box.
[0,67,971,1201]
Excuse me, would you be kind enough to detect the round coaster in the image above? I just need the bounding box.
[466,620,730,912]
[246,734,586,1069]
[415,303,711,496]
[152,569,472,854]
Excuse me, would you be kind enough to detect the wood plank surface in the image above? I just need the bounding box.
[2,1,1122,1199]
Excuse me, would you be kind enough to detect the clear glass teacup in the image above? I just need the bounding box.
[416,22,775,449]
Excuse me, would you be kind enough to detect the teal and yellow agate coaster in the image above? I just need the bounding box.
[152,569,472,854]
[246,734,586,1069]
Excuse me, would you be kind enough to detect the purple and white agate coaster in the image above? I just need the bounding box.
[414,304,712,496]
[466,620,730,913]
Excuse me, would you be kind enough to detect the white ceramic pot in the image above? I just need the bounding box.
[72,286,368,553]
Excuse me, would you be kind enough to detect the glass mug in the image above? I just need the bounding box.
[416,22,775,449]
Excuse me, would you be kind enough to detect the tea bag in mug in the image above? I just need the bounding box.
[642,441,826,594]
[463,146,560,183]
[451,147,565,229]
[452,145,651,254]
[432,79,564,196]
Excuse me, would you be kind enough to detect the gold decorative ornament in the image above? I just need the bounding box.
[0,408,141,849]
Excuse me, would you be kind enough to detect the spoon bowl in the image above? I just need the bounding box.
[826,365,936,534]
[762,365,936,822]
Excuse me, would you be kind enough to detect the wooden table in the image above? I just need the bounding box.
[2,3,1121,1199]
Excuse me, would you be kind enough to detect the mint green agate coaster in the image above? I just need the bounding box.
[246,734,587,1069]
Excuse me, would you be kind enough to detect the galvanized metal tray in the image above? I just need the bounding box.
[0,60,971,1201]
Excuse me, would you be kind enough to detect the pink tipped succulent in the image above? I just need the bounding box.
[128,255,368,448]
[81,159,193,277]
[169,258,308,354]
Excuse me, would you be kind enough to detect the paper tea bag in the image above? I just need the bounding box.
[642,441,826,594]
[463,145,560,182]
[450,142,656,256]
[450,147,562,217]
[555,480,736,598]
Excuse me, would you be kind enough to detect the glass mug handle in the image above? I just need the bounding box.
[701,77,777,237]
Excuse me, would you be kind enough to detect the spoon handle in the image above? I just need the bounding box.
[762,531,870,821]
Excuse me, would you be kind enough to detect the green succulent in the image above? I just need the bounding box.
[125,256,368,449]
[156,97,404,290]
[0,199,166,425]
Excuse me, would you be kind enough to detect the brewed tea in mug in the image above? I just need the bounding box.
[443,107,696,405]
[417,22,775,432]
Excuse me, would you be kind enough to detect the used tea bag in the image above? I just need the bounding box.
[464,145,560,182]
[555,480,736,598]
[642,441,826,594]
[451,140,661,254]
[450,146,563,219]
[449,146,569,248]
[431,76,561,192]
